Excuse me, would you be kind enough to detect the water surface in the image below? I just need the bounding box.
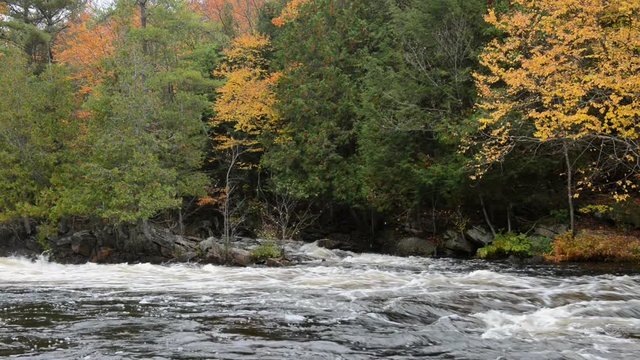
[1,245,639,359]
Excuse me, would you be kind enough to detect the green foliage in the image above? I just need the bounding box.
[250,241,282,261]
[0,50,76,223]
[477,233,552,259]
[579,205,613,216]
[46,0,216,225]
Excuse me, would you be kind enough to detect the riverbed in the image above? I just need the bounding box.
[1,246,639,359]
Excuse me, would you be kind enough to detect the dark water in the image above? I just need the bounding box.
[1,244,640,359]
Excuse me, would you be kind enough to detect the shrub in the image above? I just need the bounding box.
[477,233,552,259]
[250,241,282,262]
[550,230,640,262]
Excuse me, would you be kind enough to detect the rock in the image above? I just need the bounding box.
[396,237,437,257]
[266,258,290,267]
[534,224,568,239]
[91,247,113,263]
[229,248,252,266]
[443,230,475,255]
[316,238,342,250]
[70,231,96,257]
[198,237,218,253]
[466,226,493,246]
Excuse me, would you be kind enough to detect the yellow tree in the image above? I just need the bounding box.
[209,33,281,246]
[212,33,281,151]
[272,0,309,27]
[474,0,640,232]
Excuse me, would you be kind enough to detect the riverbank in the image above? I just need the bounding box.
[1,222,639,267]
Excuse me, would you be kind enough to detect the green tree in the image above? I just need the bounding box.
[49,0,219,226]
[0,49,76,231]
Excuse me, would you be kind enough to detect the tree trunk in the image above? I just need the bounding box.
[563,142,576,235]
[479,195,496,237]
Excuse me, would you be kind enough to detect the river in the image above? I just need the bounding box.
[1,243,640,359]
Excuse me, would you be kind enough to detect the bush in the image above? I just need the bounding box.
[477,233,552,259]
[550,230,640,262]
[250,241,282,262]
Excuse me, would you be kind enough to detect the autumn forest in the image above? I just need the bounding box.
[1,0,639,262]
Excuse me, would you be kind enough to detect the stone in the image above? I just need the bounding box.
[443,230,475,255]
[396,237,437,257]
[91,247,113,263]
[534,224,568,239]
[198,237,219,253]
[466,226,494,246]
[316,238,342,250]
[70,231,96,257]
[229,248,252,267]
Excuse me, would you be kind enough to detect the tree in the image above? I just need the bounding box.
[0,0,84,66]
[54,12,117,95]
[190,0,266,36]
[48,0,218,227]
[0,49,76,231]
[474,0,640,233]
[211,33,281,153]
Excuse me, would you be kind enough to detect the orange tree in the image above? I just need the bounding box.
[473,0,640,232]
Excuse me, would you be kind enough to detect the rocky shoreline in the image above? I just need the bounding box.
[0,220,576,267]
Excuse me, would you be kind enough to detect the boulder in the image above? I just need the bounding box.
[533,224,568,239]
[228,248,252,266]
[443,230,475,255]
[316,238,342,250]
[466,226,494,246]
[396,237,437,257]
[198,237,219,253]
[70,231,96,257]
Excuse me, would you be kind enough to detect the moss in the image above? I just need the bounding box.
[477,233,552,259]
[251,241,282,262]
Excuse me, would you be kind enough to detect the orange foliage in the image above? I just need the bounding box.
[55,13,117,96]
[272,0,309,27]
[212,33,281,151]
[550,230,640,262]
[190,0,265,34]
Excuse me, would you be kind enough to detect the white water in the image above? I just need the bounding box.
[1,250,640,359]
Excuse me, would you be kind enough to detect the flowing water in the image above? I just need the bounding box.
[1,243,640,359]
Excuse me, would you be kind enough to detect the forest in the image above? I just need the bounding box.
[0,0,639,263]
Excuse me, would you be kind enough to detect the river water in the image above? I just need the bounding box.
[1,244,640,359]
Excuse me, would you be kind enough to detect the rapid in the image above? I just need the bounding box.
[1,243,640,359]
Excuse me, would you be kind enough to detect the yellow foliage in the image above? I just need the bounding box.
[272,0,309,27]
[474,0,640,185]
[212,33,281,152]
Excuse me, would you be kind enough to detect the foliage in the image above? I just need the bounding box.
[473,0,640,197]
[0,50,76,223]
[54,12,117,95]
[211,33,281,152]
[477,233,552,259]
[47,0,217,224]
[250,241,281,261]
[550,230,640,262]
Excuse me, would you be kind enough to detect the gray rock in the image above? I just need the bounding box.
[466,226,494,246]
[396,237,437,257]
[70,231,96,257]
[229,248,252,266]
[443,230,475,255]
[198,237,218,253]
[534,224,568,239]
